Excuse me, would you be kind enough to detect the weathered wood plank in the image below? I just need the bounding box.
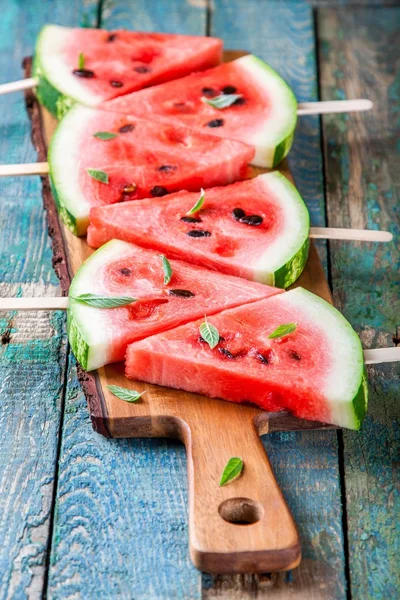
[318,7,400,599]
[0,2,98,598]
[46,2,207,599]
[204,1,346,598]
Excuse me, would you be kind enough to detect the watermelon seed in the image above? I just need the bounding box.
[110,80,124,88]
[233,97,246,106]
[134,66,151,73]
[218,347,235,359]
[187,230,211,238]
[119,268,132,276]
[168,289,195,298]
[151,186,168,197]
[256,352,270,365]
[119,124,135,134]
[239,214,263,226]
[72,69,95,78]
[207,119,224,128]
[232,208,246,221]
[202,87,217,97]
[288,350,301,361]
[222,85,237,94]
[107,33,117,42]
[158,165,177,172]
[122,183,137,194]
[181,216,202,223]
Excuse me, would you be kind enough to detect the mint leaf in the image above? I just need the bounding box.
[87,169,109,184]
[93,131,118,141]
[160,255,172,285]
[187,188,205,215]
[219,457,244,486]
[268,322,297,339]
[71,293,136,308]
[78,52,85,70]
[199,317,219,349]
[202,94,243,110]
[107,385,146,403]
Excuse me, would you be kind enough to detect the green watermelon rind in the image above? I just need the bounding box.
[237,55,298,168]
[274,237,310,289]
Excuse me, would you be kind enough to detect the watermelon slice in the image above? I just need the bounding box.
[49,104,254,236]
[68,239,282,371]
[87,172,310,288]
[33,25,223,117]
[126,288,367,430]
[104,55,297,168]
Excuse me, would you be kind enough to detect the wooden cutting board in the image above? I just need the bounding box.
[24,51,335,575]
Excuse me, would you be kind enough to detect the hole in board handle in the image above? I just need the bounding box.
[218,497,263,526]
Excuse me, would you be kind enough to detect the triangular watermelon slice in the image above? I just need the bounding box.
[49,104,254,236]
[87,172,310,288]
[68,240,282,371]
[104,55,297,168]
[33,25,223,116]
[125,288,367,430]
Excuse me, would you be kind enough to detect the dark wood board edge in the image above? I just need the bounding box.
[23,56,111,438]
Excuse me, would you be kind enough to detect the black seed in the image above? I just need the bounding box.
[168,289,195,298]
[110,80,123,88]
[288,350,301,361]
[107,33,117,42]
[151,186,168,197]
[218,347,235,359]
[158,165,177,172]
[187,230,211,238]
[240,214,263,226]
[256,352,270,365]
[222,85,237,94]
[119,124,135,133]
[207,119,224,128]
[233,96,246,106]
[119,268,131,276]
[173,102,186,107]
[72,69,95,78]
[202,86,216,97]
[181,216,202,223]
[232,207,245,221]
[134,65,151,73]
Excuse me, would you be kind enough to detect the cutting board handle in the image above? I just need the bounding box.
[181,407,301,574]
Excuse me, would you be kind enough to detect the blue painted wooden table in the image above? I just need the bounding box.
[0,1,398,598]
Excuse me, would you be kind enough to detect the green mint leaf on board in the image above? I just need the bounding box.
[219,457,244,486]
[160,255,172,285]
[199,317,219,349]
[187,188,205,215]
[202,94,243,110]
[71,293,137,308]
[107,385,146,403]
[268,322,297,340]
[78,52,85,70]
[87,169,109,184]
[93,131,118,141]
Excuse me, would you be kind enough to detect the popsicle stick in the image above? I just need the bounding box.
[310,227,393,243]
[0,77,38,95]
[0,296,68,311]
[364,347,400,365]
[297,99,373,116]
[0,162,49,176]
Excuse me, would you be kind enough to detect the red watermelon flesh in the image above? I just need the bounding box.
[49,104,254,236]
[87,172,310,288]
[35,25,223,106]
[125,288,367,430]
[68,240,282,371]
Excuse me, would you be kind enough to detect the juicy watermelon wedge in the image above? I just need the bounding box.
[68,240,282,371]
[33,25,223,116]
[105,55,297,168]
[49,104,254,236]
[125,288,368,430]
[87,172,310,288]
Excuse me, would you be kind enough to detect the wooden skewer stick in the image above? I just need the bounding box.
[297,99,373,116]
[0,162,49,176]
[0,294,398,365]
[0,77,38,95]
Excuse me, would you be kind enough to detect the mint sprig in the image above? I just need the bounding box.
[199,317,219,349]
[93,131,118,141]
[187,188,205,215]
[71,293,137,308]
[107,385,146,403]
[219,457,244,486]
[87,169,109,184]
[202,94,243,110]
[160,255,172,285]
[268,322,297,339]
